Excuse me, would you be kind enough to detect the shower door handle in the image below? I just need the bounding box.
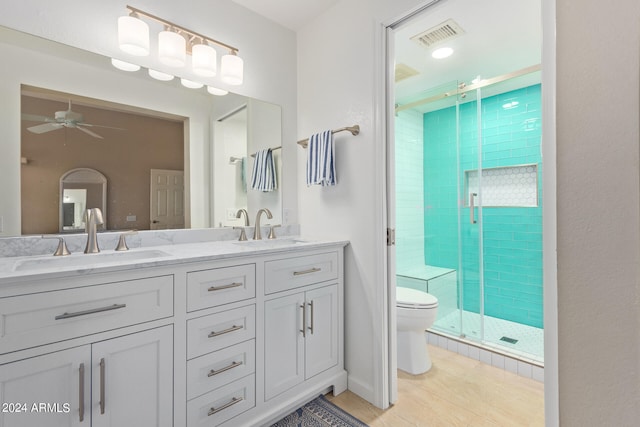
[470,193,477,224]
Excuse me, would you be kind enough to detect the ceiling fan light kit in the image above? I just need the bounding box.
[113,5,241,94]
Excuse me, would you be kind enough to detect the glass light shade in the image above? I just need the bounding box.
[207,86,228,96]
[148,69,174,81]
[158,30,186,67]
[192,44,217,77]
[221,54,244,85]
[111,58,140,72]
[180,78,203,89]
[118,15,149,56]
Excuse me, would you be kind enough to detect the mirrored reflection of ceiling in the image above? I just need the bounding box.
[394,0,541,110]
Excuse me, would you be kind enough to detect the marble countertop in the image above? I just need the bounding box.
[0,237,348,285]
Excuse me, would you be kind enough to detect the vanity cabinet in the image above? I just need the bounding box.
[0,325,173,427]
[0,240,347,427]
[264,284,338,400]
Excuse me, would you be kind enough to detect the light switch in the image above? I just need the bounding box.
[126,215,137,222]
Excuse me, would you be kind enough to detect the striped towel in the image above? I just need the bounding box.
[251,148,277,191]
[306,130,336,186]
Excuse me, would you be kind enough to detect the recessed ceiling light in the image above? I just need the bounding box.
[431,47,453,59]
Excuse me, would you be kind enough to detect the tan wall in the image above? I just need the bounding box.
[21,95,184,234]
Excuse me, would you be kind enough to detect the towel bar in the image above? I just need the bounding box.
[297,125,360,148]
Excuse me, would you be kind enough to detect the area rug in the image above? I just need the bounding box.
[271,394,369,427]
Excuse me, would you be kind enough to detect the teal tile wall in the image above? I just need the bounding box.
[423,84,543,328]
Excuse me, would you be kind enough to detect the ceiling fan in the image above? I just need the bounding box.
[22,100,124,139]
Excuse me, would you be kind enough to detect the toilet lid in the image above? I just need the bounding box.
[396,287,438,308]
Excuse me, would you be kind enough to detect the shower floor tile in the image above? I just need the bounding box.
[434,309,544,363]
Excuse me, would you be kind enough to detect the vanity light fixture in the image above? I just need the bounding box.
[180,78,203,89]
[221,53,244,85]
[158,28,186,67]
[117,5,243,85]
[148,69,175,81]
[111,58,141,72]
[117,13,150,56]
[207,86,228,96]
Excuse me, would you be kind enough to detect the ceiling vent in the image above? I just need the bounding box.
[395,63,419,82]
[410,19,465,49]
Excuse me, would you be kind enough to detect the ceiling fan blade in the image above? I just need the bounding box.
[76,126,104,139]
[22,113,55,123]
[27,123,63,134]
[79,122,126,131]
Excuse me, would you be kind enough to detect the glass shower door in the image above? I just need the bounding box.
[456,86,484,342]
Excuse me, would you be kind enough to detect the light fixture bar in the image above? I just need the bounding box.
[126,5,239,55]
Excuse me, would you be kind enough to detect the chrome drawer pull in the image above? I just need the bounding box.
[55,303,127,320]
[300,303,306,338]
[208,282,243,292]
[208,397,243,416]
[99,358,105,415]
[293,267,321,276]
[79,363,85,422]
[207,361,243,377]
[208,325,243,338]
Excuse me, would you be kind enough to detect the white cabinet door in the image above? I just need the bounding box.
[305,284,339,379]
[91,326,173,427]
[264,293,305,400]
[0,346,91,427]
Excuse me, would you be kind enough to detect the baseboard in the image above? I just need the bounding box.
[346,375,376,405]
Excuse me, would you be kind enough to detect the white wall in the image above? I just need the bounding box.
[0,0,298,235]
[556,1,640,424]
[300,0,640,424]
[297,0,431,407]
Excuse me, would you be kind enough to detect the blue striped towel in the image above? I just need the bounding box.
[251,148,277,191]
[306,130,336,186]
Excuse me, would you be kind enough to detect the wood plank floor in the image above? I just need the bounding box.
[327,345,544,427]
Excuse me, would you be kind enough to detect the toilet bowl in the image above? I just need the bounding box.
[396,287,438,375]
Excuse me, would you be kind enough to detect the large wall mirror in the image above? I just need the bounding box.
[0,25,282,237]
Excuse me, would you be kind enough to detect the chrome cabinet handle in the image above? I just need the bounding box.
[99,358,105,415]
[308,301,314,335]
[208,282,242,292]
[55,304,126,320]
[470,192,478,224]
[208,325,243,338]
[207,361,243,377]
[207,397,243,416]
[300,303,306,337]
[293,267,321,276]
[79,363,85,422]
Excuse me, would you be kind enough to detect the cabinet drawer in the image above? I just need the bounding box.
[187,374,255,427]
[0,276,173,354]
[264,251,339,294]
[187,264,255,312]
[187,340,255,400]
[187,305,255,359]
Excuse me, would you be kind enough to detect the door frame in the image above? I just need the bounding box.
[380,1,558,424]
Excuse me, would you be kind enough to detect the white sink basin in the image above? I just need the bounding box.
[12,249,171,272]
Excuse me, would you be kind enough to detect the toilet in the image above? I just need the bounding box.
[396,287,438,375]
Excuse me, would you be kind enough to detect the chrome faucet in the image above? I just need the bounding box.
[236,209,249,226]
[253,208,273,240]
[234,209,250,241]
[84,208,104,254]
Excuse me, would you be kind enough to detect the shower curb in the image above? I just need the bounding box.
[426,330,544,383]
